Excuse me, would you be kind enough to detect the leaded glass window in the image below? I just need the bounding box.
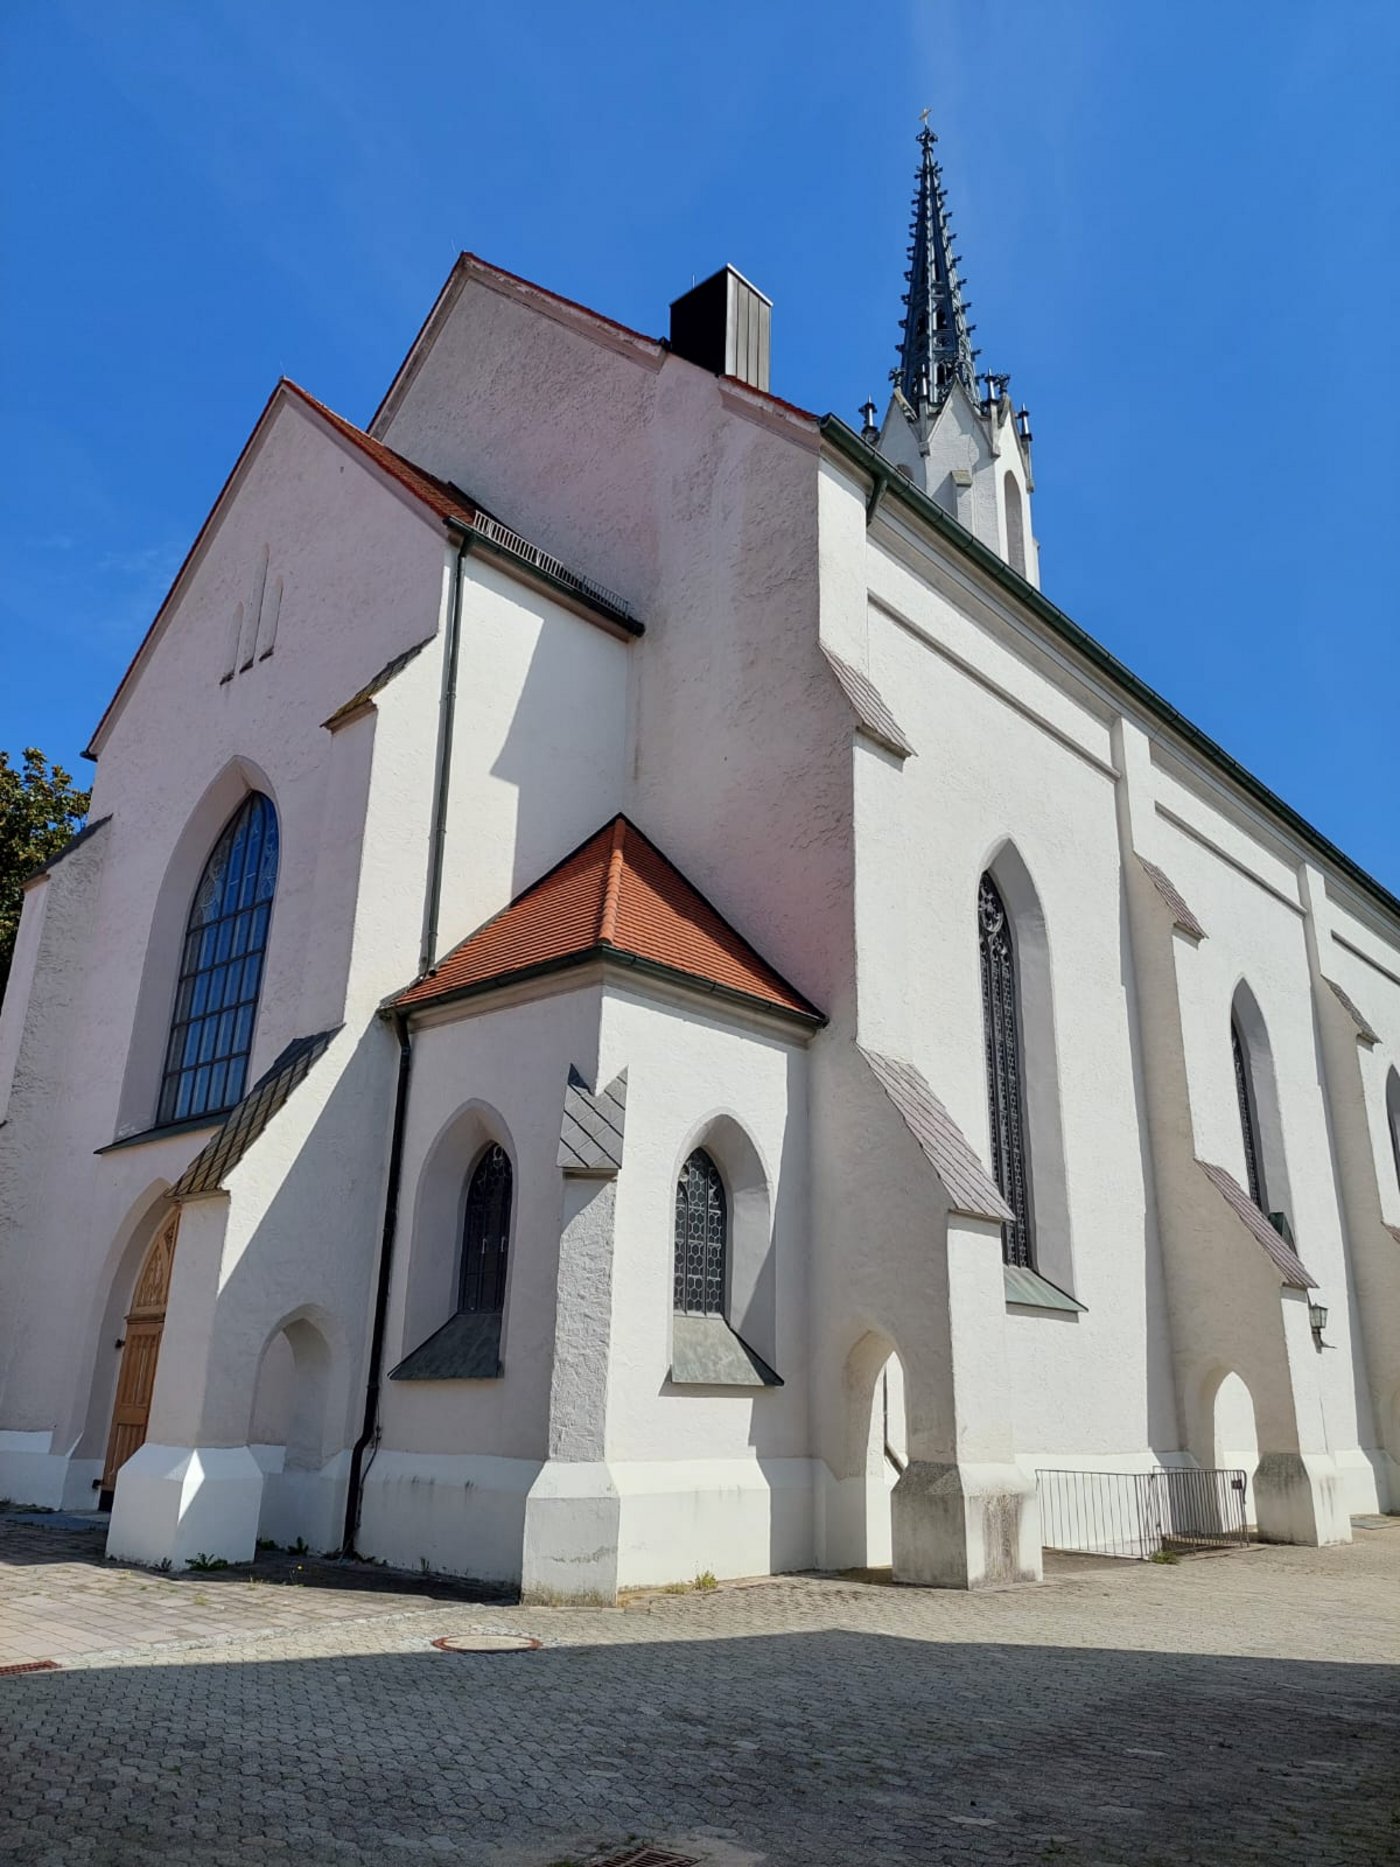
[979,874,1033,1269]
[158,794,279,1126]
[1232,1018,1264,1209]
[674,1149,727,1316]
[459,1145,512,1313]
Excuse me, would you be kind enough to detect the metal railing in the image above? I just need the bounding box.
[469,514,638,627]
[1036,1467,1249,1560]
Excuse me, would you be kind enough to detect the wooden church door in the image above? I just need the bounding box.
[100,1209,179,1506]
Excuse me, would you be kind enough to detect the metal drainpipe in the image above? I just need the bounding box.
[342,1007,412,1555]
[343,527,470,1554]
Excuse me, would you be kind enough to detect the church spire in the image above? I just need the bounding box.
[894,115,979,412]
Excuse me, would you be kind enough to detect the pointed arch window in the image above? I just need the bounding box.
[459,1144,512,1314]
[1387,1069,1400,1198]
[979,874,1033,1268]
[674,1149,727,1316]
[1232,1016,1265,1209]
[158,793,279,1126]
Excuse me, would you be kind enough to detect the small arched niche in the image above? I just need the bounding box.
[1210,1369,1260,1527]
[1229,981,1293,1231]
[1003,471,1026,577]
[978,841,1074,1296]
[399,1101,517,1365]
[249,1313,332,1473]
[836,1330,909,1572]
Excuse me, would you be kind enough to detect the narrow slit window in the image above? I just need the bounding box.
[1232,1016,1265,1209]
[979,873,1033,1268]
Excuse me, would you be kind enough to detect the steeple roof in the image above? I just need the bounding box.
[894,120,980,412]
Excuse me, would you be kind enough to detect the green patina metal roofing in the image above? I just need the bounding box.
[821,416,1400,932]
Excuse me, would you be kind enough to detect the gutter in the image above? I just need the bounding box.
[342,1008,413,1555]
[820,416,1400,930]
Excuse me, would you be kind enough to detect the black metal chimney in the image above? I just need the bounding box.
[669,266,772,393]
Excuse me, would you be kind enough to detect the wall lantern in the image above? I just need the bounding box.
[1308,1301,1329,1347]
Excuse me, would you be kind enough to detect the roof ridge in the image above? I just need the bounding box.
[598,817,628,945]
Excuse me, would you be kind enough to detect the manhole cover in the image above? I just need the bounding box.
[430,1631,541,1654]
[595,1850,698,1867]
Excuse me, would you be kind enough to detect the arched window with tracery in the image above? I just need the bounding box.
[674,1149,727,1316]
[158,792,279,1125]
[1232,1015,1265,1209]
[979,873,1033,1268]
[459,1144,512,1313]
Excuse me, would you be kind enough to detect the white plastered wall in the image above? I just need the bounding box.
[0,397,451,1534]
[593,983,812,1588]
[855,528,1168,1472]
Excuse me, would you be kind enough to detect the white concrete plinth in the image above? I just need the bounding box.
[106,1443,264,1570]
[356,1450,536,1582]
[253,1447,351,1554]
[0,1429,69,1510]
[521,1460,622,1605]
[891,1460,1042,1588]
[1253,1451,1352,1547]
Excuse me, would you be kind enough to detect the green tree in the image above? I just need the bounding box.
[0,748,91,1002]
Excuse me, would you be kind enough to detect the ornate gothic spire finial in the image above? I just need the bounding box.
[894,112,979,413]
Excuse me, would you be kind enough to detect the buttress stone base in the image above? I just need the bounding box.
[106,1443,263,1570]
[891,1459,1042,1588]
[1253,1451,1352,1547]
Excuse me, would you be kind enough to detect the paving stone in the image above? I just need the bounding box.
[1,1520,1399,1861]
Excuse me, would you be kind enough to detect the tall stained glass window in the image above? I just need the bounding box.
[674,1149,727,1316]
[158,794,279,1126]
[979,873,1033,1268]
[459,1144,513,1314]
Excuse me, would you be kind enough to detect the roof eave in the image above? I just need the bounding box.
[390,942,825,1033]
[819,416,1400,932]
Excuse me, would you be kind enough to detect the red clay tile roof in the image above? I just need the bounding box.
[394,816,822,1024]
[283,382,479,528]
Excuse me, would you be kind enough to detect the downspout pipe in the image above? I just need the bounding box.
[342,1008,413,1555]
[344,527,469,1554]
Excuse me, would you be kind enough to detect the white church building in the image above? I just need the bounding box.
[2,127,1399,1594]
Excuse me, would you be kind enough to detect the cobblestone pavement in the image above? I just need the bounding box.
[1,1517,1398,1865]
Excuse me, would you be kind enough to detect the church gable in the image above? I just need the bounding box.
[85,384,459,768]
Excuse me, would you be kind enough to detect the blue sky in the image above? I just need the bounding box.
[3,1,1397,889]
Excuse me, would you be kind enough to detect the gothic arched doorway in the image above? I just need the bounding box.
[99,1209,179,1508]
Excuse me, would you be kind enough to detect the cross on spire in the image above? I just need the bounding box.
[893,114,980,412]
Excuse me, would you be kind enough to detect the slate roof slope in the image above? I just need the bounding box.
[1323,978,1380,1047]
[19,816,111,887]
[1197,1159,1316,1289]
[173,1029,339,1199]
[394,816,823,1025]
[558,1066,628,1174]
[820,647,915,759]
[1138,858,1207,941]
[322,639,433,732]
[859,1047,1013,1224]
